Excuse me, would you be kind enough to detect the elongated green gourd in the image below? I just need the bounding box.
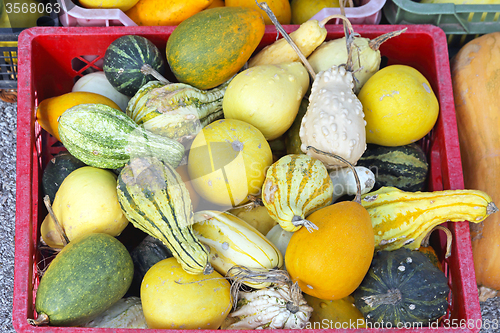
[58,104,185,169]
[126,79,229,142]
[116,156,211,275]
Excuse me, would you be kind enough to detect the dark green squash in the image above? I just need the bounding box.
[356,143,428,192]
[42,151,86,203]
[30,233,134,327]
[284,97,308,155]
[352,248,450,327]
[103,35,166,97]
[129,235,172,295]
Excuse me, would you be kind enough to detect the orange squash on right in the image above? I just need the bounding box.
[451,32,500,291]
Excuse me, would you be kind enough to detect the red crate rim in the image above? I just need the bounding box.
[13,24,480,333]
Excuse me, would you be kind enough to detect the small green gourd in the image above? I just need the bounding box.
[58,103,185,170]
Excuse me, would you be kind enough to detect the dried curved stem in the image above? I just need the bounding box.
[368,28,407,51]
[28,313,49,326]
[306,146,362,204]
[141,64,170,84]
[43,195,70,246]
[255,1,316,79]
[420,225,452,259]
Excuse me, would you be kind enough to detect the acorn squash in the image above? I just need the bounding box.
[352,248,450,326]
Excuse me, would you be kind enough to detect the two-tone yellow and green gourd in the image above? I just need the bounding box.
[361,186,499,252]
[193,210,283,288]
[261,154,334,232]
[126,79,230,143]
[117,156,211,275]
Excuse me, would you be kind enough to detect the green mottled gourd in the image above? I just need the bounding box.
[126,79,230,143]
[58,104,185,170]
[353,248,450,326]
[116,156,211,275]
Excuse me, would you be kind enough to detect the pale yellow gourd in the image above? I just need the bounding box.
[41,166,128,248]
[193,210,283,288]
[223,62,309,140]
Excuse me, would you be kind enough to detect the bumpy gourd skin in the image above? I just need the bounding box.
[299,66,367,168]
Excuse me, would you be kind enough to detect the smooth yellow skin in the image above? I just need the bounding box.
[225,0,291,24]
[79,0,140,12]
[223,62,309,140]
[187,119,273,208]
[304,294,366,328]
[290,0,340,24]
[41,167,128,248]
[358,64,439,147]
[228,204,277,235]
[141,258,231,329]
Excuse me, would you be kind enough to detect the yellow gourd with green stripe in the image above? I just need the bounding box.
[261,154,334,232]
[361,186,499,252]
[193,210,283,288]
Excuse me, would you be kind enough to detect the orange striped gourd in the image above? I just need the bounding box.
[261,154,334,232]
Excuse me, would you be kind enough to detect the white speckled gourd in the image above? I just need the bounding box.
[226,283,313,329]
[299,66,367,168]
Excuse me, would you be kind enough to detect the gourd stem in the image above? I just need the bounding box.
[487,202,499,215]
[361,289,402,307]
[368,28,407,51]
[141,64,171,84]
[420,225,453,259]
[43,195,70,246]
[255,1,317,80]
[306,146,362,204]
[287,282,303,314]
[319,14,354,31]
[28,313,49,326]
[291,215,318,233]
[228,266,292,307]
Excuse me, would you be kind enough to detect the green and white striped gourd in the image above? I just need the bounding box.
[126,79,229,143]
[261,154,334,232]
[116,156,211,275]
[58,104,184,170]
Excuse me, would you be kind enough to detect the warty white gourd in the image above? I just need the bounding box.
[299,65,367,168]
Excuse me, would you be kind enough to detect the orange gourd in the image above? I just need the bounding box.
[284,148,374,301]
[225,0,291,25]
[125,0,214,26]
[451,31,500,292]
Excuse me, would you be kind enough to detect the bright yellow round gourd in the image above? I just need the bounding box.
[187,119,273,208]
[79,0,140,12]
[290,0,340,24]
[358,64,439,147]
[141,257,232,329]
[41,166,128,248]
[225,0,291,25]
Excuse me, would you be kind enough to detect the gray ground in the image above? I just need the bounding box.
[0,100,498,332]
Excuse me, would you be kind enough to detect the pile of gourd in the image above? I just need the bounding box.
[30,3,498,330]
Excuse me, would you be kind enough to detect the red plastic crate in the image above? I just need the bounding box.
[14,25,480,332]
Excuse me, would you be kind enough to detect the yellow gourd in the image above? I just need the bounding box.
[141,258,231,329]
[223,62,309,140]
[187,119,273,207]
[361,186,499,252]
[358,65,439,147]
[126,0,213,26]
[41,167,128,248]
[304,295,366,329]
[225,0,291,24]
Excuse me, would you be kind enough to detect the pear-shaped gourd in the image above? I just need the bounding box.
[223,62,310,140]
[261,154,334,232]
